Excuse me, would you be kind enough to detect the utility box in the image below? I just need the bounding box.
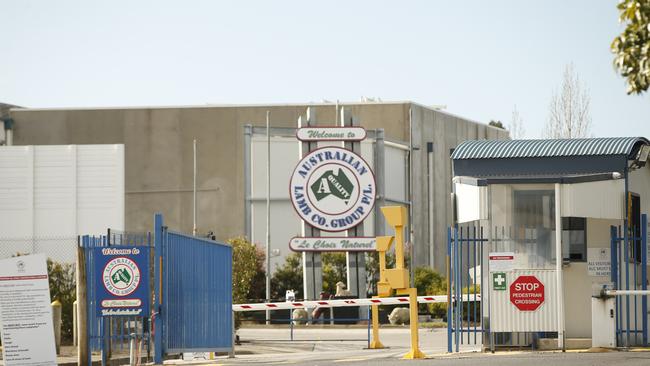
[591,284,616,348]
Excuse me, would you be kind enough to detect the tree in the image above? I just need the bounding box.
[271,253,303,300]
[229,237,265,327]
[612,0,650,94]
[322,253,347,295]
[488,120,504,129]
[544,64,592,138]
[508,105,526,139]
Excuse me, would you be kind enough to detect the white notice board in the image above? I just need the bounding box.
[0,253,57,366]
[489,252,515,272]
[587,248,611,277]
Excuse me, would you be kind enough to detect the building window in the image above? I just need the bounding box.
[562,217,586,261]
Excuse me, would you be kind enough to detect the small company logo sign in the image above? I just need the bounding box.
[16,260,25,273]
[290,147,376,231]
[102,257,141,297]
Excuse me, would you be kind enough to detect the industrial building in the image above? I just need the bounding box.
[1,101,508,274]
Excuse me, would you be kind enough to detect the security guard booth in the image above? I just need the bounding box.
[449,137,650,350]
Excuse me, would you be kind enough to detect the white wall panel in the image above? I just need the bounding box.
[454,182,487,224]
[490,270,559,332]
[0,145,124,262]
[0,147,34,238]
[34,146,76,236]
[77,145,124,234]
[561,180,624,219]
[385,145,407,201]
[251,137,300,199]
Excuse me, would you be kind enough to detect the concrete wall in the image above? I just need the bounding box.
[410,103,509,269]
[11,101,505,272]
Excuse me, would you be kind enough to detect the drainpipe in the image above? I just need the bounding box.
[2,117,13,145]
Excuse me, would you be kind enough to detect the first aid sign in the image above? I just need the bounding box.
[510,275,544,311]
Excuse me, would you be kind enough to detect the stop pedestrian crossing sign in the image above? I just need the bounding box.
[510,275,545,311]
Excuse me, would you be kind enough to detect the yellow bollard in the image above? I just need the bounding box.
[51,299,62,355]
[369,296,385,349]
[372,206,426,359]
[401,288,426,359]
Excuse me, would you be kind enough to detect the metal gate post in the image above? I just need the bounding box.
[454,226,460,352]
[610,225,619,346]
[154,214,163,364]
[642,214,648,346]
[83,236,93,366]
[446,227,452,353]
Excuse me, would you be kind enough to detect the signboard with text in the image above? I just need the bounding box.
[587,248,611,277]
[296,127,366,141]
[289,236,376,252]
[289,146,376,232]
[94,246,150,317]
[0,253,57,366]
[489,252,515,272]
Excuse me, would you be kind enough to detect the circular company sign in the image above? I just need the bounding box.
[102,257,141,297]
[509,275,544,311]
[290,147,376,231]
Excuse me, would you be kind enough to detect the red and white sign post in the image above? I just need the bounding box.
[510,275,544,311]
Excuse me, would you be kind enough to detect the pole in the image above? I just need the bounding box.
[153,214,163,364]
[408,107,415,287]
[266,111,271,325]
[193,139,197,236]
[554,183,565,350]
[76,241,88,366]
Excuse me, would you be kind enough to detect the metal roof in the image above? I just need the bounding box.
[451,137,650,160]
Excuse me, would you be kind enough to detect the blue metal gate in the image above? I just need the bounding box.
[153,213,233,362]
[447,225,486,352]
[610,213,648,347]
[81,231,152,366]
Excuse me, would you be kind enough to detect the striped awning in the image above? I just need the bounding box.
[451,137,650,160]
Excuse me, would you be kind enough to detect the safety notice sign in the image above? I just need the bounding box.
[489,252,515,272]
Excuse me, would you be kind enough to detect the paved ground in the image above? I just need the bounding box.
[6,327,647,365]
[166,327,650,366]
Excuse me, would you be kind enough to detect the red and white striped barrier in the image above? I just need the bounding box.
[232,294,480,312]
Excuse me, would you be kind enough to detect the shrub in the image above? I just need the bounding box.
[47,259,76,343]
[228,237,265,328]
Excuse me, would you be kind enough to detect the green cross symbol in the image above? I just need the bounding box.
[493,272,506,291]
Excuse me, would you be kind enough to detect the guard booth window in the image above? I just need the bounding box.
[512,189,556,269]
[562,217,586,262]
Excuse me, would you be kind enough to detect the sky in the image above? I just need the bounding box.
[1,0,648,138]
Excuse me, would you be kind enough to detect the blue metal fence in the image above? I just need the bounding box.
[81,232,152,366]
[447,225,486,353]
[610,213,648,347]
[153,213,233,362]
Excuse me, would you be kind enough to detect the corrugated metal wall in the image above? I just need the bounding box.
[490,270,559,332]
